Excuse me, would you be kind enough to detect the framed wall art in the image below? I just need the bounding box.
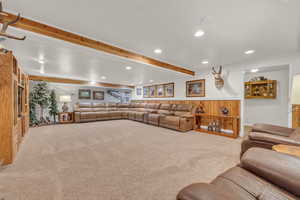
[186,79,205,97]
[78,89,91,99]
[156,85,165,97]
[164,83,174,97]
[143,87,149,98]
[149,85,156,98]
[136,88,142,96]
[93,91,105,100]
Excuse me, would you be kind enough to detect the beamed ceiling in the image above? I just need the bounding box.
[1,0,300,86]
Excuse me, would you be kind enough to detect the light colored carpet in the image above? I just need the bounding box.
[0,120,241,200]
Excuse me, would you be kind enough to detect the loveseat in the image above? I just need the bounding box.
[74,102,195,132]
[177,148,300,200]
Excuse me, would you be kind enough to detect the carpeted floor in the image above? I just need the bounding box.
[0,120,241,200]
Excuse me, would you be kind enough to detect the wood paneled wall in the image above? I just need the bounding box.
[132,100,240,117]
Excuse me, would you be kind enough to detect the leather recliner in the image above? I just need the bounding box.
[177,148,300,200]
[241,123,300,156]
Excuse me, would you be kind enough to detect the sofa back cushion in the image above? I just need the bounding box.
[77,102,92,108]
[241,148,300,197]
[75,108,94,112]
[93,103,106,108]
[106,103,117,111]
[173,104,194,116]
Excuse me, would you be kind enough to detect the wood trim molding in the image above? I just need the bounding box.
[2,12,195,76]
[28,75,134,89]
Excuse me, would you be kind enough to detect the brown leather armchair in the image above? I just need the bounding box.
[177,148,300,200]
[241,123,300,156]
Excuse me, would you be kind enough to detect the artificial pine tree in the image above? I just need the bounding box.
[31,81,50,124]
[49,90,59,123]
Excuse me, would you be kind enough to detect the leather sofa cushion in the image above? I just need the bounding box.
[94,112,110,118]
[107,103,117,107]
[249,132,300,146]
[160,103,172,110]
[118,103,130,108]
[158,110,173,115]
[93,108,107,112]
[174,104,193,112]
[160,116,180,127]
[213,166,298,200]
[177,183,245,200]
[241,148,300,197]
[174,111,190,116]
[146,103,160,109]
[148,113,160,121]
[252,123,295,137]
[75,108,93,112]
[77,102,92,108]
[92,103,106,108]
[80,112,97,118]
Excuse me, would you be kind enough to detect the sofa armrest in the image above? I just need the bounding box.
[251,123,295,137]
[249,132,300,146]
[177,183,231,200]
[241,148,300,196]
[179,114,194,118]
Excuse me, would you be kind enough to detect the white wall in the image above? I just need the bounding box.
[244,67,289,126]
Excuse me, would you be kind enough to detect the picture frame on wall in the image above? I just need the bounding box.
[143,87,149,98]
[136,88,142,96]
[149,86,156,98]
[156,85,165,97]
[93,91,105,100]
[164,83,174,97]
[186,79,205,97]
[78,89,91,99]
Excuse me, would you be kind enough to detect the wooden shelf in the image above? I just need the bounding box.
[245,80,277,99]
[194,114,239,139]
[195,128,237,139]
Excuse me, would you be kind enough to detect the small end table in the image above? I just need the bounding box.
[272,144,300,157]
[59,112,74,124]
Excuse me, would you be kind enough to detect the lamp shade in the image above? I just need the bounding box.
[59,95,72,102]
[291,74,300,105]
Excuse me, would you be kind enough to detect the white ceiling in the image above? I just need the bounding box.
[2,0,300,85]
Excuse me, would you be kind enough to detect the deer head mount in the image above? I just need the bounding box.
[0,1,26,40]
[212,66,224,89]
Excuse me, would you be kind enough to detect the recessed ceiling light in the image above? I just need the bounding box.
[125,66,132,70]
[202,60,209,64]
[245,50,255,55]
[101,76,106,80]
[149,80,154,83]
[38,59,45,64]
[90,81,96,85]
[194,30,205,37]
[154,49,162,54]
[251,69,259,73]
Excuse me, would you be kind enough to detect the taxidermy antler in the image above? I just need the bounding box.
[0,1,26,40]
[212,66,224,89]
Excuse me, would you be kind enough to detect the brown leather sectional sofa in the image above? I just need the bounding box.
[177,148,300,200]
[74,102,195,132]
[241,123,300,156]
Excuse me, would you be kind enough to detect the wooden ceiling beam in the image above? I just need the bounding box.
[2,12,195,76]
[28,75,134,89]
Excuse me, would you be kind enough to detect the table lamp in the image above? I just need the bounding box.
[60,95,72,112]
